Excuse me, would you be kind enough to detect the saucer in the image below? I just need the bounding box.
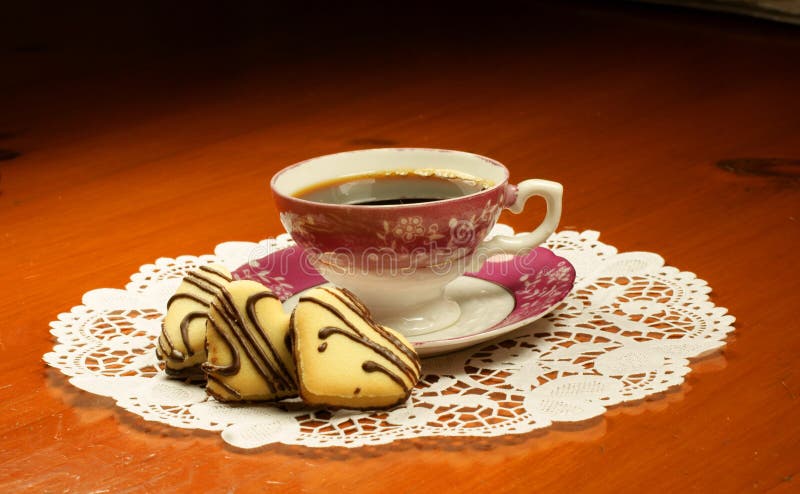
[232,245,576,357]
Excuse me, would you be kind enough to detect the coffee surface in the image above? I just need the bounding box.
[351,197,441,206]
[293,172,487,205]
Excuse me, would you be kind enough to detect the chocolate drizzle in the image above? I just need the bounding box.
[202,308,240,376]
[203,284,297,401]
[180,312,207,356]
[362,361,408,391]
[199,264,233,281]
[321,288,421,374]
[206,374,242,401]
[157,265,231,376]
[183,274,225,298]
[286,312,296,354]
[156,321,176,360]
[318,326,417,389]
[298,288,421,395]
[213,289,278,393]
[245,291,295,390]
[336,287,370,314]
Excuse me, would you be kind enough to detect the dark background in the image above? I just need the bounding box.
[3,1,797,162]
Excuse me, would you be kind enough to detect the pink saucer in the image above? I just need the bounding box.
[233,246,576,356]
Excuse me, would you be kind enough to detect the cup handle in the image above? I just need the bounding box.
[469,179,563,271]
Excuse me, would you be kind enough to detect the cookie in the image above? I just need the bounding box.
[203,280,297,402]
[156,264,231,380]
[291,287,421,409]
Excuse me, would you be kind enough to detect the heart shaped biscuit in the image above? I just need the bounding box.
[156,264,231,380]
[291,287,421,409]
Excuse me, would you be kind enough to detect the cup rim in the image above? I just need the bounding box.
[270,147,510,209]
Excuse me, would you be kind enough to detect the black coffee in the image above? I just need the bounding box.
[352,197,442,206]
[294,172,487,206]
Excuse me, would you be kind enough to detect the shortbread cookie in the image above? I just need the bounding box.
[156,264,231,380]
[292,287,421,409]
[203,280,297,402]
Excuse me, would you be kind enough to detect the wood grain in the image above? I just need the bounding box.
[1,2,798,492]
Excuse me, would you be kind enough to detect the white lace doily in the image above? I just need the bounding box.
[44,227,735,449]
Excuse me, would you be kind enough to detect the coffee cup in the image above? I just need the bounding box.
[271,148,562,336]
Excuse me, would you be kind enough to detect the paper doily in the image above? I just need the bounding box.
[44,227,735,449]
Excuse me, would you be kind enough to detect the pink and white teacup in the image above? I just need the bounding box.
[271,148,562,336]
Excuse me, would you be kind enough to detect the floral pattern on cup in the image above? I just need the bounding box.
[278,194,505,271]
[379,216,443,244]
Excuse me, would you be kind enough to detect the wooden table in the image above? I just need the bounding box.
[2,2,798,492]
